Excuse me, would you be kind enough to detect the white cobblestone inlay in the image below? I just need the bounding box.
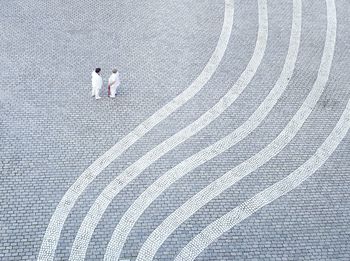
[104,0,301,259]
[69,0,270,259]
[136,0,337,259]
[37,1,234,260]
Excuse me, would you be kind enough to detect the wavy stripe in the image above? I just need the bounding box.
[137,0,337,259]
[69,0,269,259]
[104,0,301,259]
[37,1,234,260]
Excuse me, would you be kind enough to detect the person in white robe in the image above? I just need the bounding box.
[108,68,120,98]
[91,68,103,100]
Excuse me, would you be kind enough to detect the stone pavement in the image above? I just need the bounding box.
[1,0,349,260]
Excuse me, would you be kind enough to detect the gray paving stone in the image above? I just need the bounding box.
[1,0,350,260]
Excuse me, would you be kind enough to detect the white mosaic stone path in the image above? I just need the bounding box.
[37,1,234,260]
[136,0,337,259]
[69,0,269,259]
[103,0,301,259]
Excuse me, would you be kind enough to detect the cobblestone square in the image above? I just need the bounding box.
[1,0,349,260]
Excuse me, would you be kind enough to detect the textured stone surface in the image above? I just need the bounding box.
[0,0,349,260]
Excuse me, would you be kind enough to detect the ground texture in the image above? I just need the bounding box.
[0,0,349,260]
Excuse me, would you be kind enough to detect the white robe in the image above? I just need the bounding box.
[108,72,120,97]
[91,71,103,98]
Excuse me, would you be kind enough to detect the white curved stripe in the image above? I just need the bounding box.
[69,0,268,259]
[137,0,337,259]
[38,1,234,260]
[177,102,349,261]
[105,0,301,259]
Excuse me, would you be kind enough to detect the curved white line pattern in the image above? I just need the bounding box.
[104,0,301,259]
[136,0,337,259]
[38,1,234,260]
[177,39,346,261]
[176,100,348,261]
[69,0,269,259]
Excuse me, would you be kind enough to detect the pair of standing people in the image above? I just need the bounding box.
[91,68,120,99]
